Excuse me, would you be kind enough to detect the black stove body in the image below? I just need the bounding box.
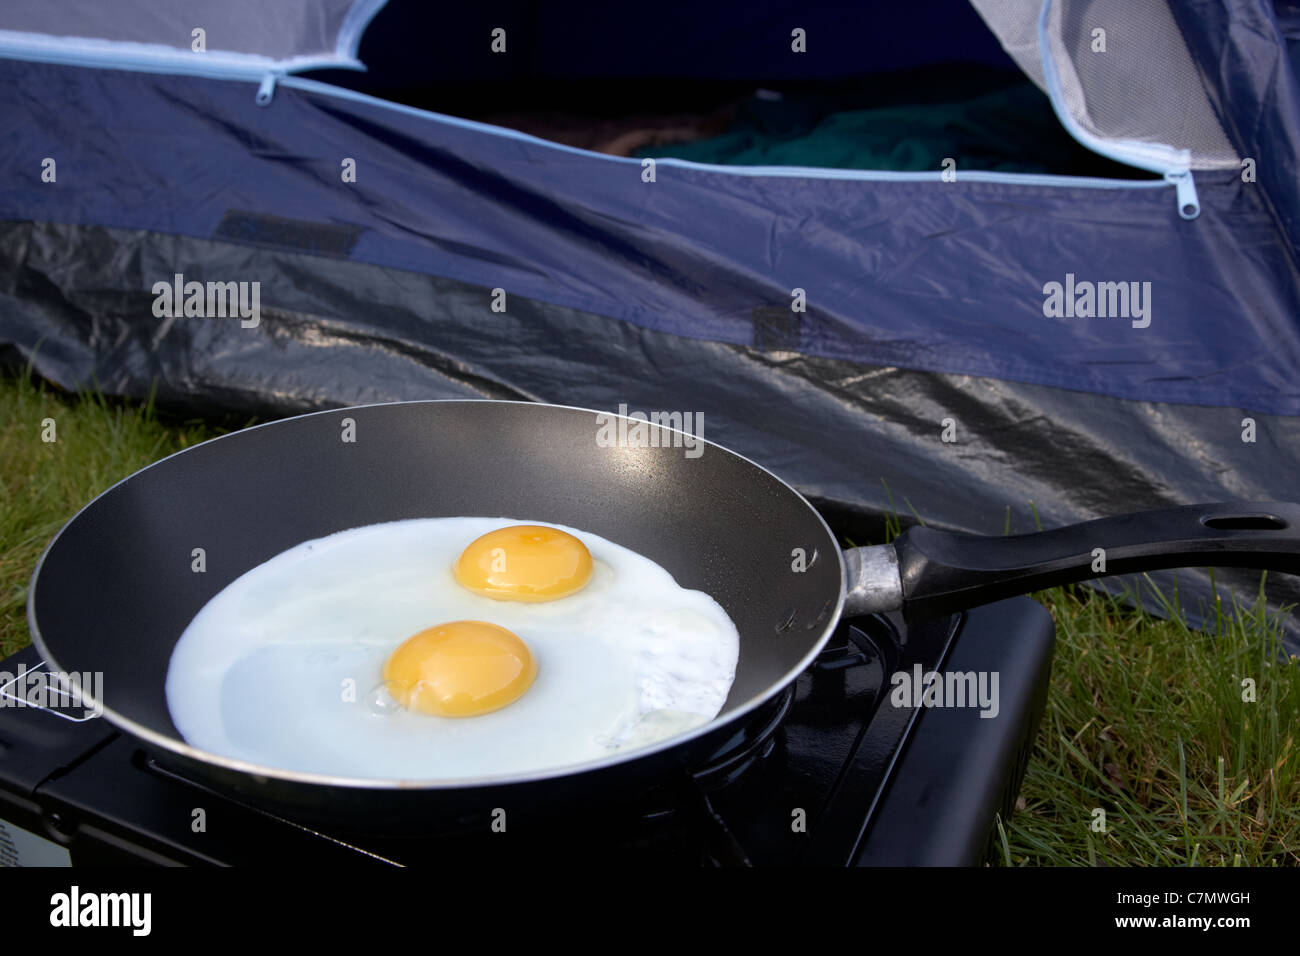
[0,593,1052,867]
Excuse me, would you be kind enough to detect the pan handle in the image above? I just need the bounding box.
[883,501,1300,620]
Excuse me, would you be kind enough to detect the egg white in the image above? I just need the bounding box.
[164,517,740,780]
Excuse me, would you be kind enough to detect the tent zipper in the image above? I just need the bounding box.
[0,26,1207,212]
[1037,0,1200,219]
[1164,170,1200,220]
[0,29,364,104]
[257,72,282,106]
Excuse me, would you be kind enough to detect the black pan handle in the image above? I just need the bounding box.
[892,501,1300,620]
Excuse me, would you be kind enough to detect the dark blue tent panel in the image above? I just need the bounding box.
[3,55,1297,410]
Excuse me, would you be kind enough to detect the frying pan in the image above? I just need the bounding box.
[27,400,1300,831]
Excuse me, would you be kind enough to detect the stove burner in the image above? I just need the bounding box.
[0,597,1054,866]
[141,677,799,842]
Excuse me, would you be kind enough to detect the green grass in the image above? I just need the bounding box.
[2,367,1298,864]
[0,368,235,659]
[1004,577,1299,865]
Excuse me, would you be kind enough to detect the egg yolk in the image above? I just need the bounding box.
[383,621,537,717]
[453,525,593,602]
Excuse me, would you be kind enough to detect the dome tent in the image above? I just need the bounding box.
[2,0,1299,645]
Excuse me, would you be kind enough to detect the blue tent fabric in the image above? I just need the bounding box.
[2,0,1300,646]
[1170,0,1300,258]
[3,56,1298,412]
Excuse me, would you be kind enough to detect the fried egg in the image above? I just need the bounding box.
[164,518,740,780]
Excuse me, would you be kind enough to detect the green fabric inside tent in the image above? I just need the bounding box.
[636,82,1142,177]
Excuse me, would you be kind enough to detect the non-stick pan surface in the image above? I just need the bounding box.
[29,401,845,824]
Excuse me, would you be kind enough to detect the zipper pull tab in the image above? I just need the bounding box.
[255,71,280,106]
[1166,169,1199,220]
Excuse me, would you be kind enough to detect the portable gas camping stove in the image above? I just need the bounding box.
[0,512,1054,867]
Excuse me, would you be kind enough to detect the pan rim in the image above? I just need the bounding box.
[27,398,846,791]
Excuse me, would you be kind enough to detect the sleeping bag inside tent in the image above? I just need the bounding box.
[1,0,1299,647]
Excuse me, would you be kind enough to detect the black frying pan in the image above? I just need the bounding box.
[27,401,1300,829]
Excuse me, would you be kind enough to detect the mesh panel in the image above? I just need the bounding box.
[0,0,365,62]
[972,0,1239,171]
